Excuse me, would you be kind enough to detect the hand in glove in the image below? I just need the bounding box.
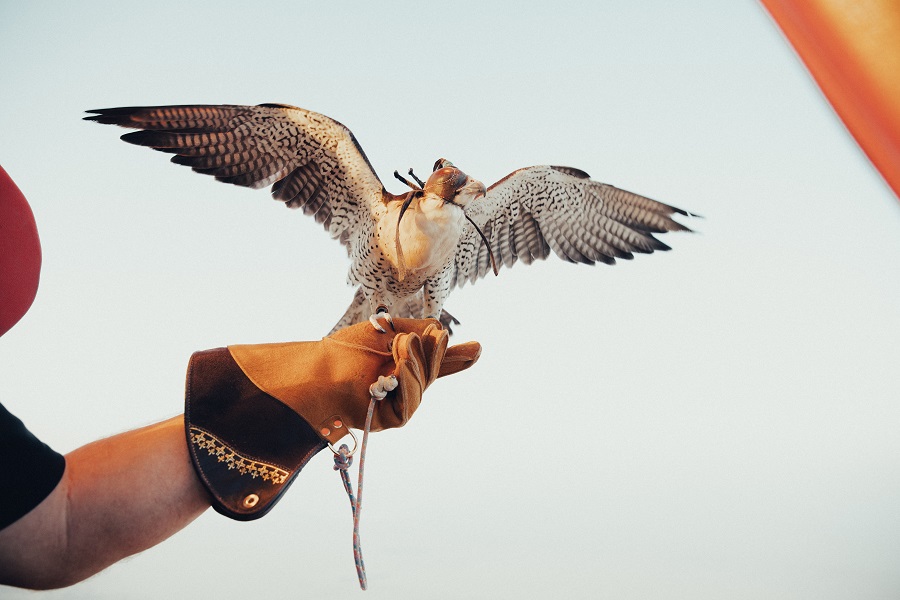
[185,318,481,520]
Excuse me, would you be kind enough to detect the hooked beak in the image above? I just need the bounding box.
[461,178,486,201]
[474,181,486,200]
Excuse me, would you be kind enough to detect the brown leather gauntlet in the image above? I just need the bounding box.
[185,319,481,520]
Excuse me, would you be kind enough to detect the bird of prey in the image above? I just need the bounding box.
[86,103,692,334]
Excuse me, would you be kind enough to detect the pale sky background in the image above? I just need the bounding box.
[1,1,899,599]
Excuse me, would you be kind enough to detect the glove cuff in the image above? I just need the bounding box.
[185,348,326,520]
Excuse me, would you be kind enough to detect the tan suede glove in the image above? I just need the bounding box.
[185,318,481,519]
[228,317,479,444]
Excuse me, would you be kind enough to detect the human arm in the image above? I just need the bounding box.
[0,319,480,588]
[0,415,209,589]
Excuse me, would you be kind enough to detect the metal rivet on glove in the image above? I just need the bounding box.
[242,494,259,508]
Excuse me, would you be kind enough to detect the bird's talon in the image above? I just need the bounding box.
[369,308,393,333]
[369,314,387,333]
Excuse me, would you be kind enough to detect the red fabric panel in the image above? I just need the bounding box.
[0,166,42,337]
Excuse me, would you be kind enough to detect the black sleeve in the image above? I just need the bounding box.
[0,402,66,530]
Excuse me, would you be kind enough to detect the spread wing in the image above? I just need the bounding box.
[85,103,388,245]
[452,165,692,287]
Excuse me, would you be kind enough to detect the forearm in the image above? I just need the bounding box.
[0,416,210,589]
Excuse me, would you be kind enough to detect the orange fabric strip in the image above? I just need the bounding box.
[760,0,900,200]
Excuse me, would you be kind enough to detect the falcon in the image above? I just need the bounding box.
[86,103,692,333]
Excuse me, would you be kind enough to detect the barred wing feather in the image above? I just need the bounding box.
[453,165,691,287]
[84,103,387,246]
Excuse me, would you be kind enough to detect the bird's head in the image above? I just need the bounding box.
[424,159,486,208]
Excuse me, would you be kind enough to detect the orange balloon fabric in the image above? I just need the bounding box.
[0,166,42,337]
[760,0,900,200]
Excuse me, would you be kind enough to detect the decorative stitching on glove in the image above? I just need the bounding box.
[189,426,290,485]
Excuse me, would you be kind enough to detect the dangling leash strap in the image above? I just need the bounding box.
[331,374,398,590]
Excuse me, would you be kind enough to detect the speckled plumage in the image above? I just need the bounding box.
[86,103,692,334]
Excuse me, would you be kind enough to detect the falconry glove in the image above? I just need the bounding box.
[185,318,481,520]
